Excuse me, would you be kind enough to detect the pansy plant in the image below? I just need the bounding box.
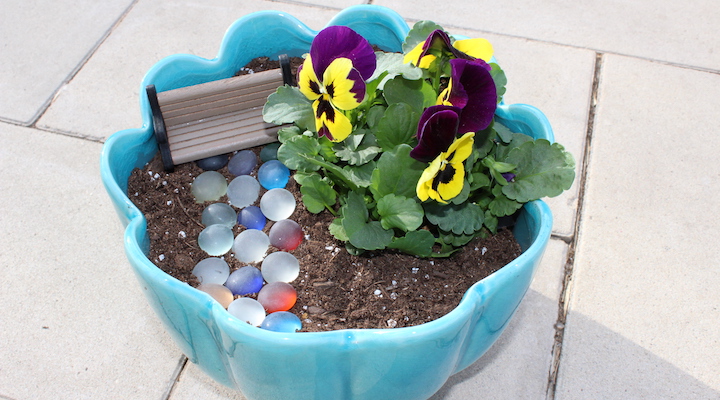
[264,22,575,256]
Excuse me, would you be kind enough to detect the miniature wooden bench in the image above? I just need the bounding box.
[147,55,292,171]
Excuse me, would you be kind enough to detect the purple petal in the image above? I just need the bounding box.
[310,26,376,80]
[447,58,497,133]
[410,106,461,163]
[501,173,516,182]
[419,30,476,63]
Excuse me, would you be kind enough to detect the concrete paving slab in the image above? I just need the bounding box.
[374,0,720,71]
[0,124,180,399]
[37,0,343,141]
[450,27,595,237]
[272,0,369,9]
[168,239,567,399]
[557,55,720,398]
[0,0,134,125]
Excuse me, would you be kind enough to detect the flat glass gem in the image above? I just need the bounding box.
[268,219,304,251]
[192,171,227,203]
[232,229,270,263]
[228,150,257,176]
[260,311,302,332]
[259,142,281,162]
[196,153,229,171]
[227,175,260,208]
[198,224,234,256]
[192,257,230,285]
[257,160,290,190]
[225,266,264,295]
[228,297,266,326]
[197,283,234,308]
[257,281,297,312]
[202,203,236,228]
[238,205,266,230]
[261,251,300,283]
[260,188,296,221]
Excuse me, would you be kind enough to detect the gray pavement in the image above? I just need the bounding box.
[1,1,718,399]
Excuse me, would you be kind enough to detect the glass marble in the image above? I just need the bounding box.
[260,188,296,221]
[202,203,236,228]
[197,283,234,308]
[228,297,266,326]
[258,160,290,190]
[261,251,300,283]
[260,311,302,333]
[192,257,230,285]
[238,205,266,230]
[198,224,234,256]
[268,219,303,251]
[232,229,270,263]
[257,282,297,312]
[228,149,257,176]
[191,171,227,203]
[225,266,264,295]
[227,175,260,208]
[196,153,229,171]
[259,142,281,162]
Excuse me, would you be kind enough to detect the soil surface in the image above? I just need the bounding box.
[127,153,522,332]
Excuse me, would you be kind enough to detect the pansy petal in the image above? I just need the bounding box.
[310,26,376,80]
[298,56,321,101]
[312,97,353,142]
[433,161,465,202]
[416,157,442,201]
[446,132,475,163]
[453,38,494,62]
[447,59,497,133]
[419,30,475,62]
[411,106,460,163]
[403,41,436,68]
[323,58,365,110]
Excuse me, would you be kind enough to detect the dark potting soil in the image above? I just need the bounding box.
[127,153,522,332]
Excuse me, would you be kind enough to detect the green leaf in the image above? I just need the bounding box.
[349,221,394,250]
[368,52,424,89]
[276,135,322,172]
[484,210,498,233]
[365,106,386,129]
[329,217,348,241]
[318,136,338,163]
[389,230,435,257]
[334,132,381,165]
[375,103,419,151]
[502,140,576,202]
[489,63,507,103]
[263,86,315,131]
[424,202,485,235]
[469,172,491,190]
[494,121,514,144]
[295,174,337,214]
[340,192,393,250]
[383,76,436,113]
[376,194,424,232]
[277,126,302,143]
[403,21,445,53]
[488,190,523,217]
[370,144,426,199]
[342,162,376,188]
[495,132,534,161]
[438,230,476,248]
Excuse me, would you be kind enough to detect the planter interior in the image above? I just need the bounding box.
[100,5,554,400]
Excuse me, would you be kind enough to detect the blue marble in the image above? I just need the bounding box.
[260,311,302,333]
[257,160,290,190]
[228,150,257,176]
[237,205,266,230]
[225,266,264,296]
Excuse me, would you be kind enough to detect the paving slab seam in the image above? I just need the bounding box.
[25,0,140,128]
[0,120,106,144]
[161,355,189,400]
[544,52,603,400]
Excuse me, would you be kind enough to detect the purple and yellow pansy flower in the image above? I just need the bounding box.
[416,132,475,203]
[298,26,376,142]
[436,58,497,134]
[404,29,494,68]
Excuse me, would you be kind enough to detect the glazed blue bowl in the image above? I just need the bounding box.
[100,5,553,400]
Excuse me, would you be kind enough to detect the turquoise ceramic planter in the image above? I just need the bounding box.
[100,5,553,400]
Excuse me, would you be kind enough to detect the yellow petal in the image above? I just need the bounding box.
[416,157,442,202]
[403,41,436,68]
[454,38,493,62]
[323,57,363,110]
[435,161,465,202]
[445,132,475,162]
[312,97,353,142]
[298,56,321,101]
[436,81,453,106]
